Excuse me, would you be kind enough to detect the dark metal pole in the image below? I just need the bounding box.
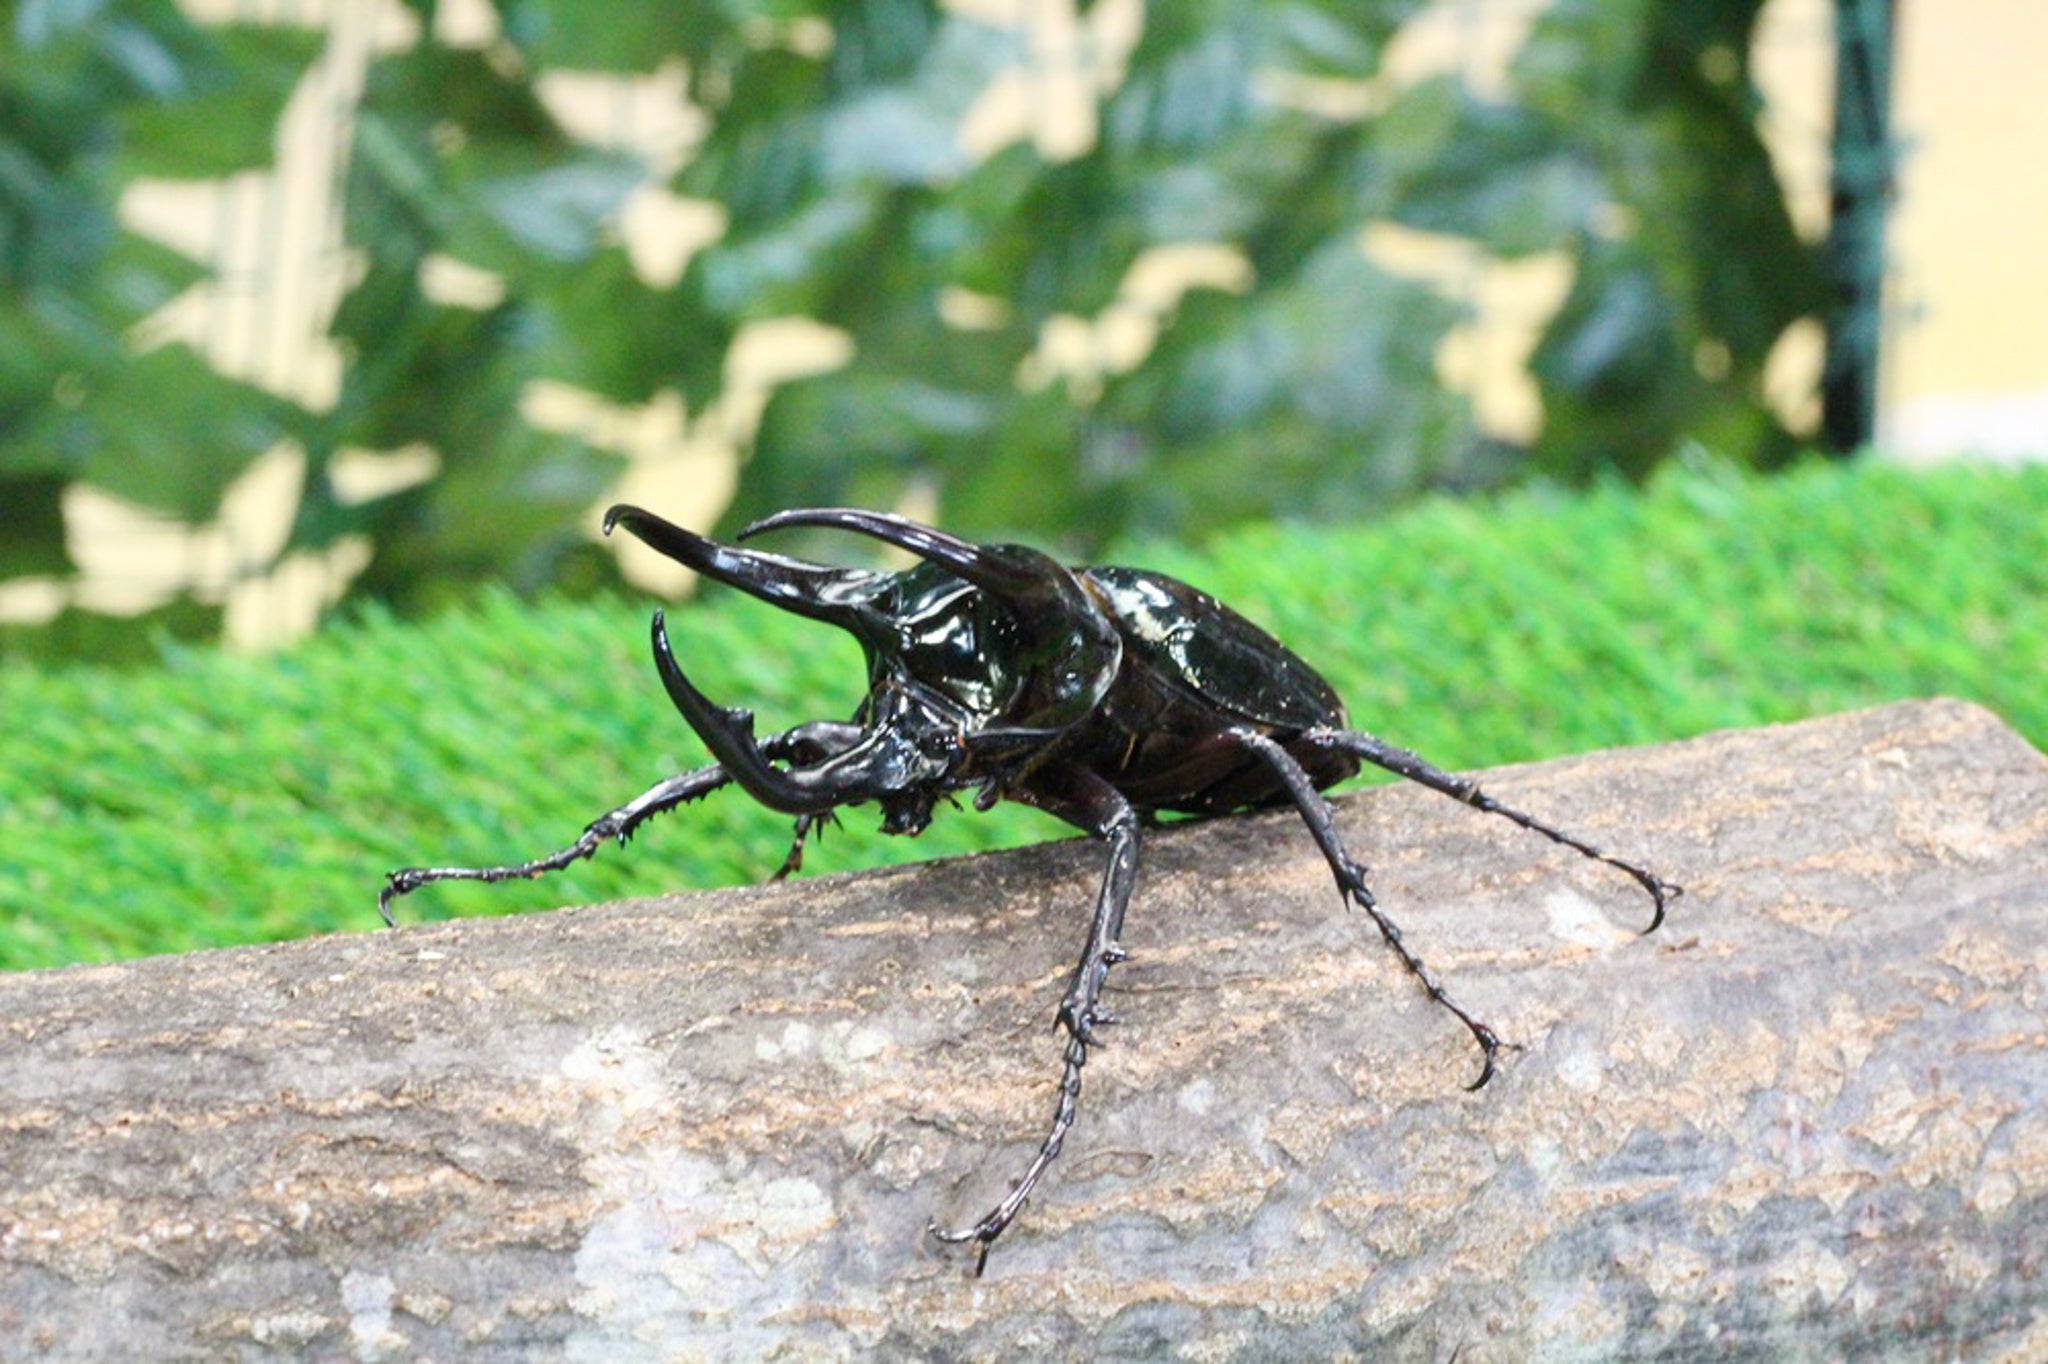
[1821,0,1899,454]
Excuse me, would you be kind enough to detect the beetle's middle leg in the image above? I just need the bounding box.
[930,770,1139,1274]
[1229,727,1505,1090]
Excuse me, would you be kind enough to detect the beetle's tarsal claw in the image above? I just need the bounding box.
[1464,1028,1504,1091]
[1640,875,1682,933]
[925,1219,997,1276]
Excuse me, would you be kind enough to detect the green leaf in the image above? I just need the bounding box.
[470,155,643,264]
[114,24,322,179]
[498,0,737,73]
[67,344,290,520]
[1367,78,1605,257]
[818,16,1017,186]
[697,189,876,316]
[0,473,71,578]
[526,247,733,409]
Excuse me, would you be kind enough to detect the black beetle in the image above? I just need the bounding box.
[382,504,1678,1273]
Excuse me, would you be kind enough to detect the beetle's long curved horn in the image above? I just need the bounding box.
[649,610,934,814]
[738,507,1053,603]
[741,507,1125,734]
[604,504,880,626]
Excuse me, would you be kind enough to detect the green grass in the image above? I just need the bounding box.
[1,456,2041,971]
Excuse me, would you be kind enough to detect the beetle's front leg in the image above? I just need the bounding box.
[929,770,1139,1275]
[378,767,729,925]
[378,720,864,923]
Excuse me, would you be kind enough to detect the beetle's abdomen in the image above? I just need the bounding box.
[1073,567,1359,814]
[1081,568,1347,730]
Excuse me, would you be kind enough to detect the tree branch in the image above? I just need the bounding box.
[2,699,2043,1358]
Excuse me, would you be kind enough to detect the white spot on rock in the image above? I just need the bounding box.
[1544,889,1635,949]
[1556,1043,1607,1093]
[568,1154,839,1362]
[551,1025,842,1362]
[340,1268,403,1357]
[754,1020,815,1062]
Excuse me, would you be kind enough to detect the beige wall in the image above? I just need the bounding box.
[1884,0,2048,461]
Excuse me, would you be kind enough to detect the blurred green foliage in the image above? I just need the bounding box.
[0,0,317,639]
[2,0,1822,651]
[1,458,2040,971]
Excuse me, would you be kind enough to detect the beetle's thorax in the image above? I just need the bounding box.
[858,558,1121,741]
[855,566,1012,721]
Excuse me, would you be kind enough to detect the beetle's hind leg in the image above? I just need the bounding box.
[1230,728,1505,1089]
[930,771,1140,1274]
[1304,728,1680,930]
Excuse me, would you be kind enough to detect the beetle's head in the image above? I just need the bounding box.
[736,507,1124,738]
[605,504,1122,742]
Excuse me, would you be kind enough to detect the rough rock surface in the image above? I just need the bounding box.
[1,698,2043,1360]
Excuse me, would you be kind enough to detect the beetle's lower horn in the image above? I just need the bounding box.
[650,610,939,814]
[649,611,841,814]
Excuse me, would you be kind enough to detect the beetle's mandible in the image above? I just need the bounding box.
[381,504,1680,1273]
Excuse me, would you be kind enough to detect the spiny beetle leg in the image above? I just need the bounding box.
[930,773,1140,1274]
[1305,727,1681,930]
[763,724,864,881]
[377,766,729,926]
[771,810,842,881]
[1231,728,1503,1090]
[379,722,866,923]
[929,1032,1090,1276]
